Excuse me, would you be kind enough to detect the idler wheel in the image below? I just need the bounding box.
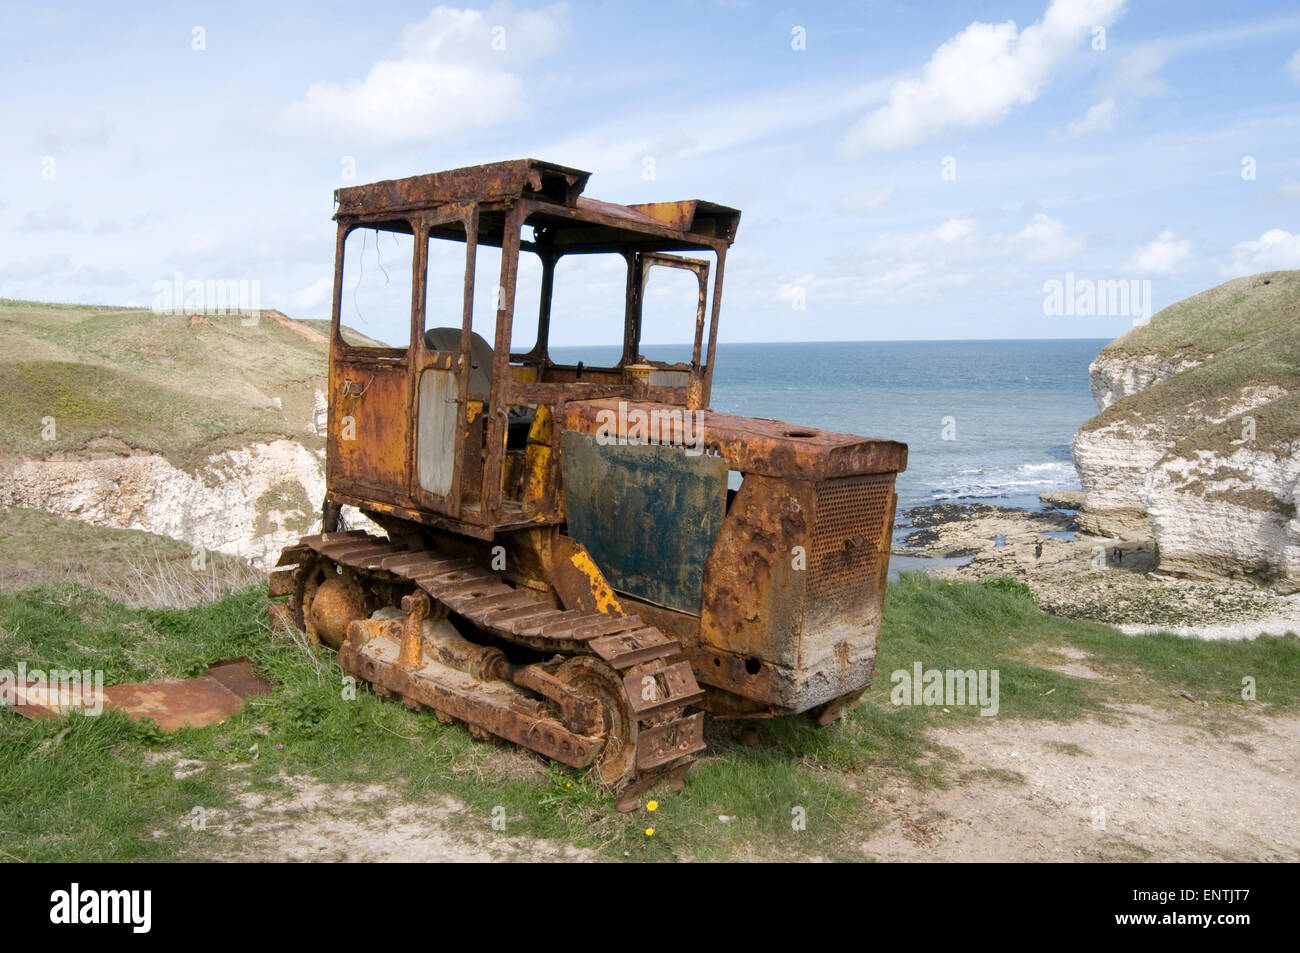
[296,558,365,649]
[554,655,637,787]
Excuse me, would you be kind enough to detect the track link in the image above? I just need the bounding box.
[273,531,705,810]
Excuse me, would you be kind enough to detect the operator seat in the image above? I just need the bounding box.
[424,327,493,399]
[424,326,534,446]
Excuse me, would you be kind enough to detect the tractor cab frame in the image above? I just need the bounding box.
[325,159,739,541]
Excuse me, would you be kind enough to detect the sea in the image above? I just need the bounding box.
[551,339,1107,514]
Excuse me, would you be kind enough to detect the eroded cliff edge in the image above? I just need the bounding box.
[0,301,341,569]
[1071,271,1300,592]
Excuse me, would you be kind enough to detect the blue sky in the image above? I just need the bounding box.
[2,0,1299,344]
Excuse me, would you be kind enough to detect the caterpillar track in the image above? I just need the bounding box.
[271,530,706,812]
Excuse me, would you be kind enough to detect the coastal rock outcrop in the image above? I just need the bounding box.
[1071,271,1300,591]
[0,440,329,569]
[1088,351,1204,410]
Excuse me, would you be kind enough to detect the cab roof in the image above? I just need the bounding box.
[333,158,740,253]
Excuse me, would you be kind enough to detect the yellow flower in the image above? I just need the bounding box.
[646,800,658,812]
[645,827,655,836]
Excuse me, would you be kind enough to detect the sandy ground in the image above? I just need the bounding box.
[187,775,596,862]
[165,698,1298,862]
[858,705,1300,862]
[1117,607,1300,641]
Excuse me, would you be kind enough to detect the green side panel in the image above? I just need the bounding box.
[561,431,727,613]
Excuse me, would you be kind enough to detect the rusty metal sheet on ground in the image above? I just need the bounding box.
[6,658,270,731]
[561,431,726,613]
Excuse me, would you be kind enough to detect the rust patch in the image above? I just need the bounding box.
[9,659,270,731]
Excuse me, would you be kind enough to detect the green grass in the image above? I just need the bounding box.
[1082,271,1300,458]
[1102,270,1300,362]
[1063,621,1300,708]
[2,573,1297,861]
[870,573,1107,722]
[0,300,328,471]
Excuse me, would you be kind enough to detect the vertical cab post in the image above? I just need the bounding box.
[701,246,726,409]
[481,202,525,520]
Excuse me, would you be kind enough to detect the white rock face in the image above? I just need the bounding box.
[310,390,328,436]
[1074,360,1299,588]
[0,440,326,570]
[1146,447,1300,592]
[1070,423,1167,538]
[1088,352,1204,410]
[1073,384,1287,539]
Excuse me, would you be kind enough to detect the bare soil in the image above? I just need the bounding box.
[187,775,596,863]
[167,701,1299,862]
[858,705,1299,862]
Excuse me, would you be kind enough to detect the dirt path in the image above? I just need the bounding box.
[180,704,1298,862]
[191,776,595,863]
[858,706,1300,862]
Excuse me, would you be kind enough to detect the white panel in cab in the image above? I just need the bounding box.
[417,369,458,495]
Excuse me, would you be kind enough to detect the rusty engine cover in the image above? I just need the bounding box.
[562,399,906,715]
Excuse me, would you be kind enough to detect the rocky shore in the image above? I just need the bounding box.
[893,496,1300,638]
[934,269,1300,635]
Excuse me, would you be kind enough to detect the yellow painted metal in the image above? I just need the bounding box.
[564,541,625,616]
[522,404,554,516]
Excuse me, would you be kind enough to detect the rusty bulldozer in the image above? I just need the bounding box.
[270,160,907,810]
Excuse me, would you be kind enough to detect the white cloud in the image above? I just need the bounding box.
[1226,229,1300,276]
[866,213,1082,265]
[1124,230,1190,274]
[1111,44,1169,98]
[838,186,895,214]
[776,276,814,304]
[1067,97,1116,135]
[1015,213,1086,261]
[842,0,1125,153]
[20,204,77,233]
[1287,48,1300,82]
[292,276,334,313]
[34,114,113,152]
[19,203,120,235]
[935,217,978,243]
[771,214,1085,310]
[281,4,568,148]
[1067,43,1167,136]
[864,263,930,289]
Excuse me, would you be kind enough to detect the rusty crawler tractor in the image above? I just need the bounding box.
[269,160,907,810]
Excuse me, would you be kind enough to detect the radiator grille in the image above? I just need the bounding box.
[808,474,894,610]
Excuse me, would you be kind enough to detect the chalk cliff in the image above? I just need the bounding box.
[1071,271,1300,591]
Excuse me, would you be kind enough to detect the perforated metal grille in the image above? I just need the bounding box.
[808,474,894,610]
